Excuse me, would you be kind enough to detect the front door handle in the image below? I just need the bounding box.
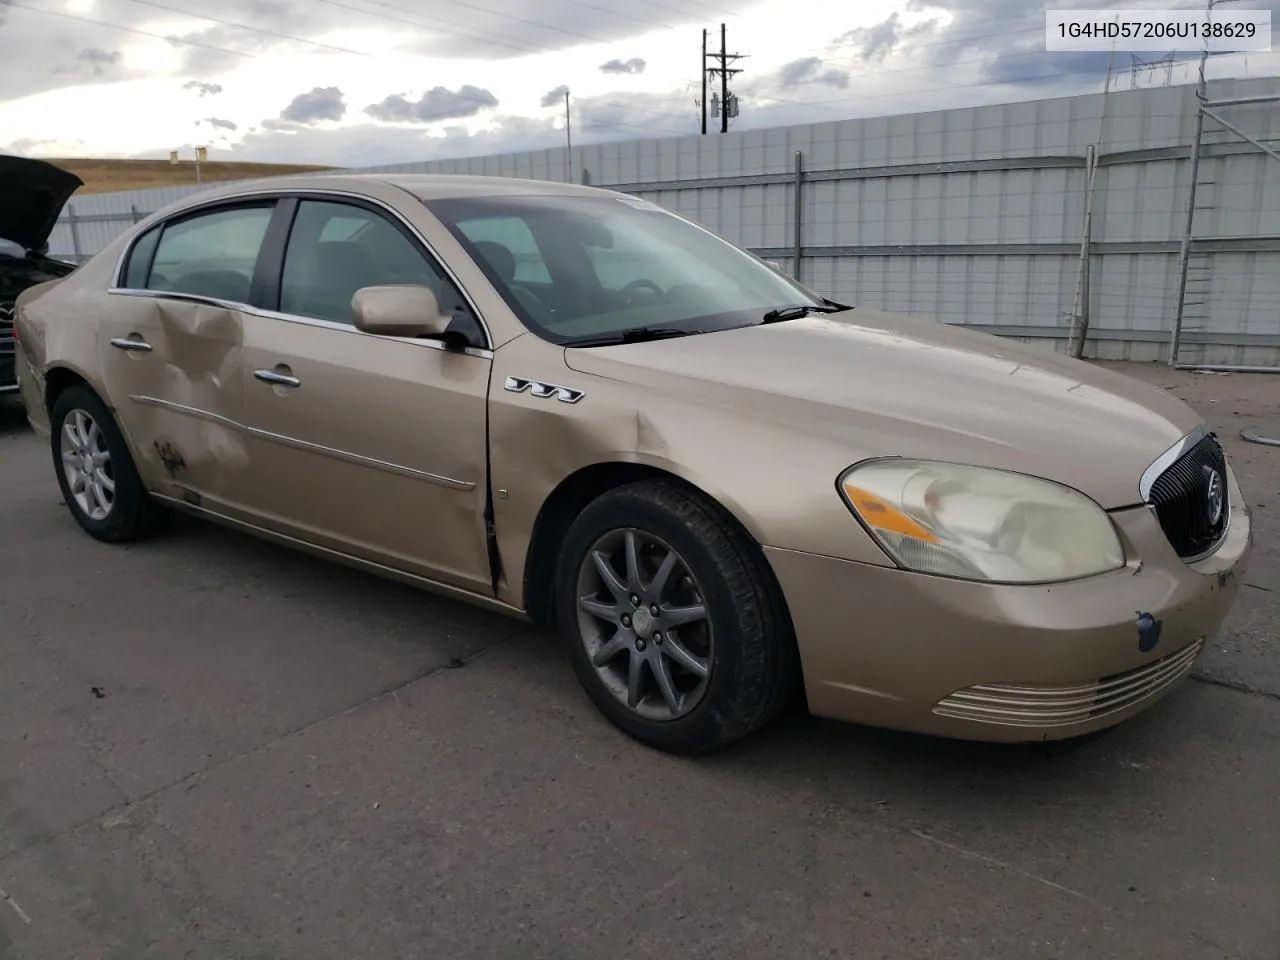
[109,336,153,352]
[254,368,301,388]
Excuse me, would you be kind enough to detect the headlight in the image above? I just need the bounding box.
[838,460,1125,583]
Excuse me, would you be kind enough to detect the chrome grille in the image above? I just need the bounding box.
[933,640,1203,727]
[1148,433,1229,559]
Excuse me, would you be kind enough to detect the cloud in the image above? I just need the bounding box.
[199,117,239,132]
[280,86,346,124]
[3,137,70,158]
[8,0,1280,173]
[74,48,121,76]
[575,90,701,137]
[364,85,498,123]
[776,57,850,89]
[158,0,728,73]
[0,0,744,108]
[221,112,565,167]
[891,0,1238,88]
[540,85,570,108]
[49,47,123,79]
[183,80,224,96]
[599,57,646,75]
[832,12,936,63]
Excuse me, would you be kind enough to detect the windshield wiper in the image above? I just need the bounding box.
[760,302,844,323]
[569,327,699,347]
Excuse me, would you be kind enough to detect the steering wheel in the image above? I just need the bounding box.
[618,278,665,305]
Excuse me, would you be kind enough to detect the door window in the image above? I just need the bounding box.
[147,205,274,303]
[279,200,483,343]
[453,216,552,285]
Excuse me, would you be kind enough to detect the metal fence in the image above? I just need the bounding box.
[48,77,1280,367]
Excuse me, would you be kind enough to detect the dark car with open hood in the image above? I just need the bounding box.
[1,155,83,395]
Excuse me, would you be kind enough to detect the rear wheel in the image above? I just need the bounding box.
[554,479,799,754]
[50,384,163,542]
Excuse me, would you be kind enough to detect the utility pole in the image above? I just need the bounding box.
[701,22,744,134]
[701,29,708,135]
[720,23,730,133]
[564,89,573,183]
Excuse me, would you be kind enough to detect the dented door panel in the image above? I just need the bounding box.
[237,312,494,593]
[97,294,249,508]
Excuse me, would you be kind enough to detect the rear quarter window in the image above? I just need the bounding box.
[122,225,161,288]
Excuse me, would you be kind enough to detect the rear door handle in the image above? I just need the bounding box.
[109,337,153,352]
[254,368,301,388]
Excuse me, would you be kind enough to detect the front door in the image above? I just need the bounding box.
[237,197,494,594]
[97,201,277,511]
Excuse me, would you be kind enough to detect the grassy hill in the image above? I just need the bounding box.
[47,158,337,195]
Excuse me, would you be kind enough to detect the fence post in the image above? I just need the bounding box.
[581,167,591,186]
[1067,144,1098,359]
[792,150,803,282]
[130,205,143,224]
[67,203,83,263]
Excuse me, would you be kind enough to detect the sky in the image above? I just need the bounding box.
[1,0,1278,167]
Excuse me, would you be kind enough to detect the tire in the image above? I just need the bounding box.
[554,479,800,755]
[50,384,163,543]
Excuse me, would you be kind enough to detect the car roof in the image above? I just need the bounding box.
[170,172,617,205]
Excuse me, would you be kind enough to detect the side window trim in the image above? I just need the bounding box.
[108,189,493,350]
[253,197,299,312]
[113,198,278,308]
[269,192,491,349]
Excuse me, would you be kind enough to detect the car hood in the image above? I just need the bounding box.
[0,155,83,253]
[563,309,1202,509]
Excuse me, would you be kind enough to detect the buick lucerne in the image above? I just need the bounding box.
[13,173,1252,754]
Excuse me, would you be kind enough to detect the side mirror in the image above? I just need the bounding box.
[351,284,452,338]
[764,260,782,273]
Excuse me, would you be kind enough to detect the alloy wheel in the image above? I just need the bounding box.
[575,527,714,721]
[59,409,115,521]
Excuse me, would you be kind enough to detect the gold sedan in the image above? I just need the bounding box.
[13,174,1252,754]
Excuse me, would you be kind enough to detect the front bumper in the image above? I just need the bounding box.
[0,331,15,394]
[765,471,1253,742]
[14,344,50,436]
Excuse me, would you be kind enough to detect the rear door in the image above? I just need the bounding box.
[98,200,276,510]
[235,195,495,594]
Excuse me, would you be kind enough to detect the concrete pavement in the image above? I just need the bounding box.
[1,362,1277,960]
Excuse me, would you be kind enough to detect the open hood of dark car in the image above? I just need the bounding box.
[0,155,83,254]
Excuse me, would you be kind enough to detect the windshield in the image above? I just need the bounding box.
[423,193,827,345]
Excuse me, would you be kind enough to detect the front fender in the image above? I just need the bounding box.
[486,337,895,609]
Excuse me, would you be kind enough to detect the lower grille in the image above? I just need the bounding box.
[1148,433,1230,559]
[933,640,1203,727]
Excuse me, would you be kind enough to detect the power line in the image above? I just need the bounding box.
[0,0,257,58]
[370,0,629,47]
[107,0,373,56]
[309,0,547,55]
[8,0,1273,152]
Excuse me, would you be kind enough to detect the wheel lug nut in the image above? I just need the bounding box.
[621,614,631,627]
[649,604,659,616]
[635,638,647,652]
[653,633,663,645]
[630,595,641,606]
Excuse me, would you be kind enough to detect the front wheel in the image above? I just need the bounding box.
[554,479,799,754]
